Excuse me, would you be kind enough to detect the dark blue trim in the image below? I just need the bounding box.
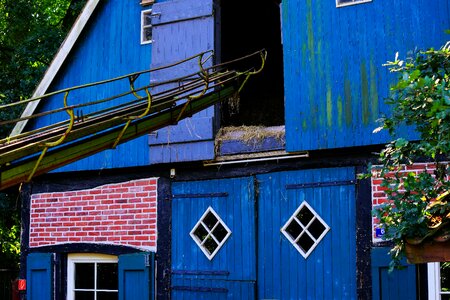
[172,192,228,199]
[172,286,228,293]
[286,180,356,189]
[172,270,230,276]
[27,243,145,256]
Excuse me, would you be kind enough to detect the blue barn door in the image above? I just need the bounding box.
[371,247,417,300]
[148,0,218,164]
[118,252,155,300]
[171,177,256,299]
[256,167,357,299]
[27,253,53,300]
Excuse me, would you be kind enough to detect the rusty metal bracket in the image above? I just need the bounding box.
[175,52,211,122]
[27,92,75,182]
[237,50,267,93]
[128,74,144,100]
[111,88,153,149]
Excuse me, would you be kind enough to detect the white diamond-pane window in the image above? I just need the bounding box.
[281,201,330,258]
[190,207,231,260]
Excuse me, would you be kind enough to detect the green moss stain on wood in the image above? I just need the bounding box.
[326,86,333,128]
[337,95,343,128]
[344,66,353,126]
[361,61,370,125]
[306,0,317,128]
[370,59,379,122]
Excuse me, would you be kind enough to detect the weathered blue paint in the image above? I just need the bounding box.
[283,0,450,151]
[148,0,217,163]
[171,280,255,300]
[371,247,416,300]
[26,253,53,300]
[172,168,356,299]
[216,126,286,156]
[218,136,284,156]
[257,167,356,299]
[118,252,154,300]
[29,0,152,171]
[171,177,256,299]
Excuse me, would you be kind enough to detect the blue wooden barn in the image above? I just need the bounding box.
[9,0,450,299]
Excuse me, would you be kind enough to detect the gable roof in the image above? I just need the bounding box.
[11,0,101,136]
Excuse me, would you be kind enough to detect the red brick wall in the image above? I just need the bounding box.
[371,163,438,243]
[29,178,158,250]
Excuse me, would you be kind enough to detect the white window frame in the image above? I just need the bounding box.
[141,9,153,45]
[281,201,330,259]
[336,0,372,8]
[190,206,232,261]
[428,262,450,300]
[67,253,118,300]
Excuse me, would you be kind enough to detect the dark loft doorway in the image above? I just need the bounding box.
[220,0,284,127]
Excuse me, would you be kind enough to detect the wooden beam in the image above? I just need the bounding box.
[11,0,101,136]
[1,86,236,190]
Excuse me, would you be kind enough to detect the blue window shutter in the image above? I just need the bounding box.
[148,0,217,163]
[371,247,416,300]
[118,252,155,300]
[26,253,53,300]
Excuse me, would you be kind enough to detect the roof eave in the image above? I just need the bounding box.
[11,0,101,137]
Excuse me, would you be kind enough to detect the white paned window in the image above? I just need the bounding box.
[141,9,153,44]
[336,0,372,8]
[67,253,118,300]
[428,262,450,300]
[190,206,231,260]
[281,201,330,258]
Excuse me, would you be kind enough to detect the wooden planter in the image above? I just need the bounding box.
[405,240,450,264]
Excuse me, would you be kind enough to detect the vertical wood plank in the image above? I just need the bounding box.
[283,0,450,151]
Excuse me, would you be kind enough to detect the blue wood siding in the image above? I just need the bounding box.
[371,247,417,300]
[257,167,357,299]
[283,0,450,151]
[171,280,255,300]
[118,252,154,300]
[30,0,152,171]
[171,177,256,298]
[148,0,216,163]
[26,253,53,300]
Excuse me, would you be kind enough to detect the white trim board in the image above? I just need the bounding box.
[11,0,101,136]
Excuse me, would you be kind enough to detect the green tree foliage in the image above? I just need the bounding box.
[0,193,20,269]
[0,0,87,271]
[0,0,87,138]
[374,43,450,270]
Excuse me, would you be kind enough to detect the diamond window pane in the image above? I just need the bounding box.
[297,233,315,253]
[297,206,314,226]
[193,224,208,242]
[213,223,228,242]
[203,212,218,229]
[285,219,302,240]
[190,207,231,260]
[203,236,219,255]
[308,219,327,239]
[281,201,330,258]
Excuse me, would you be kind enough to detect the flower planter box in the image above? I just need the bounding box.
[405,240,450,264]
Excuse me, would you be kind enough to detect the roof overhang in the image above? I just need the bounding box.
[11,0,101,136]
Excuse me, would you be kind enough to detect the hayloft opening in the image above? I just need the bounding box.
[220,0,284,127]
